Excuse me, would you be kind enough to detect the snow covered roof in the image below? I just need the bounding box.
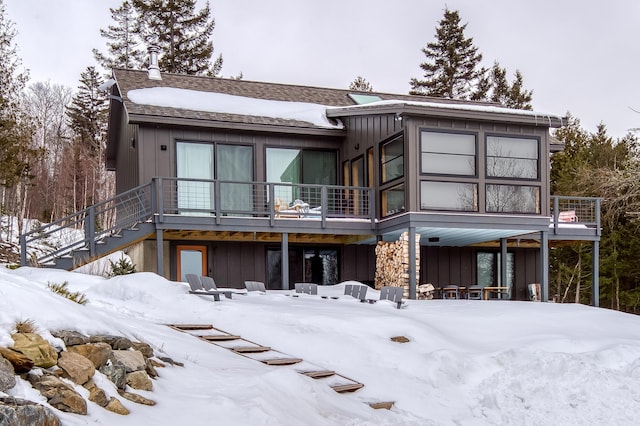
[127,87,343,129]
[112,69,565,131]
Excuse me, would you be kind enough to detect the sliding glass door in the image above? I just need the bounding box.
[177,142,214,214]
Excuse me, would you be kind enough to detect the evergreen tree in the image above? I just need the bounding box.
[409,8,483,99]
[472,62,533,109]
[349,76,374,92]
[66,66,109,155]
[132,0,223,76]
[0,0,34,189]
[93,0,145,71]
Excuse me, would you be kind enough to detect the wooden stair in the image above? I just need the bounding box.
[301,370,336,379]
[200,334,241,341]
[168,323,393,410]
[231,345,271,353]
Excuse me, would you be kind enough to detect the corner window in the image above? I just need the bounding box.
[381,183,404,216]
[421,131,476,176]
[486,136,539,179]
[381,135,403,184]
[421,181,477,211]
[486,184,540,213]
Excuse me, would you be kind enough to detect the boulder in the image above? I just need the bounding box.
[145,358,159,378]
[110,350,145,373]
[149,358,166,368]
[90,335,132,350]
[51,330,89,347]
[0,356,16,392]
[118,390,156,406]
[125,370,153,391]
[105,397,130,415]
[84,379,108,408]
[27,373,87,415]
[67,343,111,369]
[57,351,95,385]
[99,363,127,390]
[0,347,34,373]
[157,356,183,367]
[131,341,154,358]
[0,396,61,426]
[11,333,58,369]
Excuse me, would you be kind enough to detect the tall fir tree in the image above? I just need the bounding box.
[132,0,223,76]
[349,76,374,92]
[409,8,483,99]
[93,0,145,71]
[66,66,109,155]
[472,62,533,110]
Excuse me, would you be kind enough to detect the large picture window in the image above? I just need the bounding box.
[381,135,403,183]
[486,136,539,179]
[421,131,476,176]
[177,141,253,215]
[421,181,477,211]
[486,184,540,213]
[477,252,514,288]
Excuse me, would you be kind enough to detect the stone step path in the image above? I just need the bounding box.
[167,324,394,410]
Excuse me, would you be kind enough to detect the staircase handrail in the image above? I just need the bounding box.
[20,182,155,266]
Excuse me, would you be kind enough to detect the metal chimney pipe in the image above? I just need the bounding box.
[148,45,162,80]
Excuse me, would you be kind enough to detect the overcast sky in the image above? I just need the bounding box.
[5,0,639,138]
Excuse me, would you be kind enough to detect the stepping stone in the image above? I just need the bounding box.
[300,370,336,379]
[262,358,303,365]
[331,383,364,393]
[231,346,271,353]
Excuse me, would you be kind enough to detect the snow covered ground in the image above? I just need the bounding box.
[2,265,640,425]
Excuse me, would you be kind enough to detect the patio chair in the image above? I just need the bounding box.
[294,283,318,295]
[344,283,369,302]
[244,280,266,293]
[528,283,541,302]
[200,276,236,299]
[380,286,405,309]
[185,274,221,302]
[442,285,460,299]
[467,285,483,300]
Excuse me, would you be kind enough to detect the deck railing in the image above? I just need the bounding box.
[550,195,601,234]
[20,183,154,266]
[153,177,375,225]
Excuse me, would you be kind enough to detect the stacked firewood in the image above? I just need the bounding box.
[374,232,420,297]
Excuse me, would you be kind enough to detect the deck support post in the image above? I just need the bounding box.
[281,233,289,290]
[500,238,507,297]
[592,240,600,307]
[156,228,164,277]
[408,227,417,300]
[540,230,549,302]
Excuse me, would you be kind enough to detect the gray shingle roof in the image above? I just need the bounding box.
[113,68,472,130]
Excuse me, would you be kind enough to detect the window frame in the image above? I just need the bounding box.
[419,129,478,178]
[379,134,404,185]
[420,180,478,212]
[485,133,541,181]
[485,183,541,214]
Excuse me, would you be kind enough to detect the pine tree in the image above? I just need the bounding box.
[132,0,223,76]
[93,0,145,71]
[409,8,483,99]
[472,62,533,110]
[349,76,373,92]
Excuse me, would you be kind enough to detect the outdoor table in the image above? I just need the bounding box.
[482,286,509,300]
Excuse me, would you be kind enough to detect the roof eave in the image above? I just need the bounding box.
[327,104,566,128]
[127,113,346,137]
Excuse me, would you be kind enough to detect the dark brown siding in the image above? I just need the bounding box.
[341,245,376,284]
[135,126,343,185]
